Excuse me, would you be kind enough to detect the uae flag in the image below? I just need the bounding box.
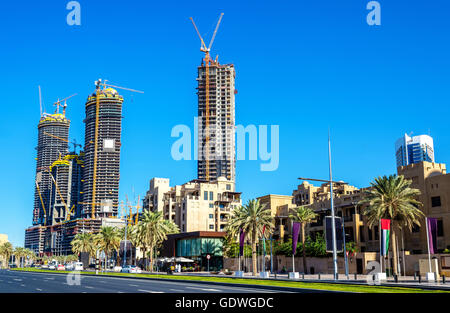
[380,219,391,257]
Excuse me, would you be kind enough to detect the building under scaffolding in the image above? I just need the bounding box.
[197,61,236,182]
[33,114,70,225]
[48,152,84,224]
[82,87,123,219]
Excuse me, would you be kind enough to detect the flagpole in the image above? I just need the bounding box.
[379,220,382,273]
[402,230,406,277]
[425,217,432,274]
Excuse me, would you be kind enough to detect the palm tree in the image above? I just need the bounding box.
[136,210,179,272]
[71,232,96,263]
[0,242,13,268]
[359,174,423,275]
[94,226,121,270]
[226,199,274,276]
[13,247,27,267]
[289,206,317,274]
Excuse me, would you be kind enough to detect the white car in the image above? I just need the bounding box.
[113,266,122,272]
[48,264,56,270]
[74,262,84,271]
[121,265,142,273]
[65,263,75,271]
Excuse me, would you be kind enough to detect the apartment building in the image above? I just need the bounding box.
[144,177,241,233]
[398,161,450,253]
[257,194,296,241]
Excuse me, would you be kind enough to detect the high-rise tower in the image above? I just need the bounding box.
[33,114,70,225]
[197,62,236,182]
[190,14,236,183]
[82,83,123,219]
[395,133,435,167]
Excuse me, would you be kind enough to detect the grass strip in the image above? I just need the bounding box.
[10,268,447,293]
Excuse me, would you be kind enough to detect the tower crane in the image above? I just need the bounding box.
[189,13,224,181]
[90,79,143,220]
[53,94,77,115]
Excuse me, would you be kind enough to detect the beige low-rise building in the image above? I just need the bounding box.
[398,161,450,253]
[257,194,296,241]
[144,177,241,233]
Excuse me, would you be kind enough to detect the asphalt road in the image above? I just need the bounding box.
[0,270,301,293]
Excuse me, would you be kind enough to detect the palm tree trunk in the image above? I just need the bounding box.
[252,230,257,276]
[149,245,154,273]
[302,223,307,274]
[391,226,398,276]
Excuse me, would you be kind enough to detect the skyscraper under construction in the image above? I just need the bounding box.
[33,113,70,225]
[197,61,236,182]
[191,14,236,183]
[82,81,123,219]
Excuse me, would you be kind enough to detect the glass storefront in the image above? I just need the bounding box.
[176,238,223,271]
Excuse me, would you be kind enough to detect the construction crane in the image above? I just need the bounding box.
[35,180,47,226]
[53,94,77,115]
[42,132,81,153]
[125,195,133,225]
[190,13,224,181]
[135,195,141,225]
[90,79,143,220]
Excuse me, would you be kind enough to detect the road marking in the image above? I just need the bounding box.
[13,279,22,282]
[21,284,26,287]
[169,289,184,292]
[137,289,164,293]
[129,284,139,287]
[36,288,42,291]
[85,286,94,289]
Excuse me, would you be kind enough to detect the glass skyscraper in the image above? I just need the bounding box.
[395,134,434,167]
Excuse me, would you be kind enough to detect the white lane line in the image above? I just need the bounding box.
[170,289,184,292]
[137,289,164,293]
[36,288,42,291]
[85,286,94,289]
[129,284,139,287]
[13,279,22,282]
[21,284,26,287]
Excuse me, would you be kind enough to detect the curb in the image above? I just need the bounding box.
[10,269,450,292]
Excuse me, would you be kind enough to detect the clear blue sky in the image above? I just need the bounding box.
[0,0,449,247]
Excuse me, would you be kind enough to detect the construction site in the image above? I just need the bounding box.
[24,13,237,257]
[25,81,143,256]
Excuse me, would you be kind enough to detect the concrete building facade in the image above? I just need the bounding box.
[144,177,241,233]
[33,113,70,225]
[197,61,236,183]
[82,86,123,219]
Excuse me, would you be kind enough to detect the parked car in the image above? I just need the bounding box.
[121,265,142,274]
[9,264,17,268]
[74,262,84,271]
[65,263,75,271]
[48,264,56,270]
[57,264,65,271]
[113,266,122,272]
[41,264,49,269]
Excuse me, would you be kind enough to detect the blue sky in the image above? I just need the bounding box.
[0,0,449,247]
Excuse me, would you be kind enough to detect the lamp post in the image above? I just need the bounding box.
[298,172,348,280]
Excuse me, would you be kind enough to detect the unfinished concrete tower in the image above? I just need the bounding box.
[82,83,123,219]
[197,61,236,182]
[33,114,70,225]
[48,152,84,224]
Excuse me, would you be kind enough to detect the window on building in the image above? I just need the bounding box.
[209,191,214,201]
[431,196,441,207]
[182,213,185,221]
[209,225,214,230]
[209,203,214,208]
[204,191,208,200]
[209,214,214,219]
[359,226,365,242]
[368,228,373,241]
[412,224,420,233]
[437,219,444,237]
[226,184,231,190]
[374,226,379,240]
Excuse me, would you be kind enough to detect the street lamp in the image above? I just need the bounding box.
[298,172,348,281]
